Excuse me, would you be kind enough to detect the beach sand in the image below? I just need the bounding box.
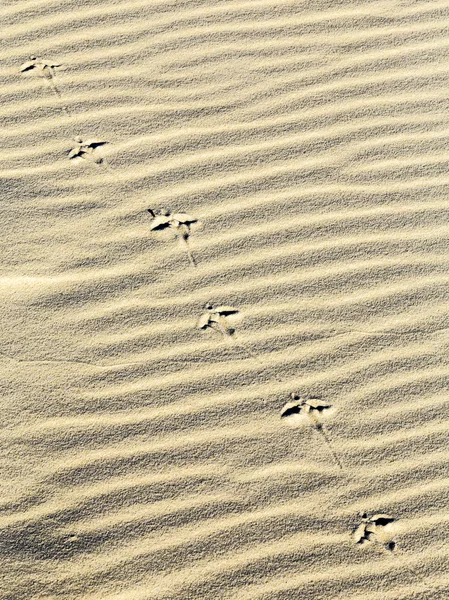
[2,0,449,598]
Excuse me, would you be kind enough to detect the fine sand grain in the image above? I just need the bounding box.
[2,1,449,598]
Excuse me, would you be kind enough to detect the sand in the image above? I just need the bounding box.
[1,0,449,598]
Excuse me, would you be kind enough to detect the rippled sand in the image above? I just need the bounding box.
[2,1,449,598]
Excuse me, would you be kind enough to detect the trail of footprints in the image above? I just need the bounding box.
[19,54,401,566]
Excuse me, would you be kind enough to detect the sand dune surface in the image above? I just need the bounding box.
[2,0,449,598]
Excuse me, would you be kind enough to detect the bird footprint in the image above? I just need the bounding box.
[353,512,397,550]
[68,137,109,165]
[20,55,64,101]
[197,303,239,336]
[281,393,344,470]
[148,208,198,267]
[20,55,62,78]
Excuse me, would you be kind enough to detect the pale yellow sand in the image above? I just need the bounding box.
[1,0,449,598]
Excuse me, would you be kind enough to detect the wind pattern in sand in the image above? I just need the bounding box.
[2,0,449,598]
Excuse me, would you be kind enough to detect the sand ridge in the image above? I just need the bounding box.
[2,0,449,598]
